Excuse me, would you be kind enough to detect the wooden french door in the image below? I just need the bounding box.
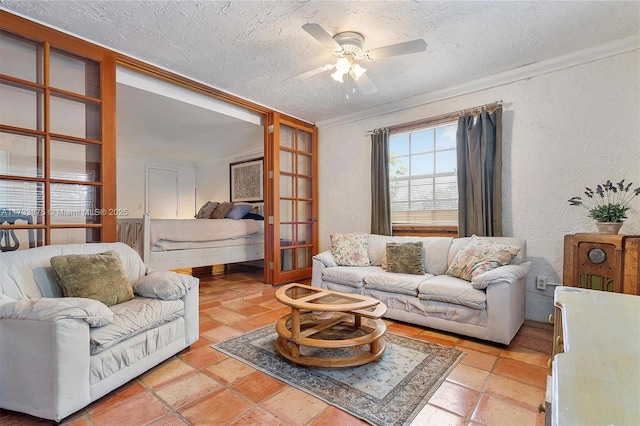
[264,113,318,285]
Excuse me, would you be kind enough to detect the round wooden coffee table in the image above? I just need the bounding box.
[274,283,387,368]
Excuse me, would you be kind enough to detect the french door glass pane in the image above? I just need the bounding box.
[297,200,312,222]
[280,126,294,148]
[280,224,294,245]
[297,177,311,198]
[297,153,311,176]
[50,95,101,139]
[280,175,294,197]
[50,49,100,98]
[50,228,100,245]
[50,183,100,224]
[0,131,43,178]
[280,150,293,173]
[280,199,293,222]
[0,31,41,83]
[281,248,293,271]
[298,131,311,153]
[0,180,44,222]
[50,139,101,182]
[0,83,43,130]
[297,247,312,268]
[298,224,312,245]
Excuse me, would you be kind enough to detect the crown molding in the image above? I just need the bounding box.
[317,36,640,129]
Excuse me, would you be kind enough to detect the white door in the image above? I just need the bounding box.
[147,167,178,218]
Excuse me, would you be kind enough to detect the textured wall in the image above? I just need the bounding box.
[317,51,640,322]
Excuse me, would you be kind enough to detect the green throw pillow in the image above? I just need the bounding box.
[50,250,134,306]
[385,242,425,275]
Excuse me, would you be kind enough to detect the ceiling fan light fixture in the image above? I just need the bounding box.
[351,63,366,80]
[331,57,351,82]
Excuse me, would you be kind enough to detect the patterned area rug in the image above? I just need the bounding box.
[213,324,464,426]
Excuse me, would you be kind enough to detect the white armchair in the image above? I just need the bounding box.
[0,242,199,422]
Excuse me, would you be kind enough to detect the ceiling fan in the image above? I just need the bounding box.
[290,23,427,95]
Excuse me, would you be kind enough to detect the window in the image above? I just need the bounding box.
[389,122,458,226]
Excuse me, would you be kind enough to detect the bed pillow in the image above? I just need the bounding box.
[50,250,134,306]
[212,201,234,219]
[195,201,219,219]
[385,242,425,275]
[446,235,521,282]
[330,232,370,266]
[226,204,252,220]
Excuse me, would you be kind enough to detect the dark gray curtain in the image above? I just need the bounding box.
[456,108,503,237]
[371,129,392,235]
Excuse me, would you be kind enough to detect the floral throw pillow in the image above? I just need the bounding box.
[330,232,370,267]
[446,236,520,281]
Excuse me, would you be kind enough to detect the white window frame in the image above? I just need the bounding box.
[389,121,458,226]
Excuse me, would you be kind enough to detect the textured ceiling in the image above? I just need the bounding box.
[2,1,639,125]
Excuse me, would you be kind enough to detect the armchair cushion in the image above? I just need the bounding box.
[0,297,113,327]
[132,271,198,300]
[50,250,134,306]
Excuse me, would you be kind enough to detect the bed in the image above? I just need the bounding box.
[117,214,264,271]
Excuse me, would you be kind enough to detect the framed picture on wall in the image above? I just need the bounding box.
[230,157,264,202]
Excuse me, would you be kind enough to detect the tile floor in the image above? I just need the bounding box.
[1,265,552,426]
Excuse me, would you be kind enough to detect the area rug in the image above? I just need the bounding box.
[212,324,464,426]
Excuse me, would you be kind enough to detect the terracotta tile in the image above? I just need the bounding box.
[223,300,272,316]
[410,403,466,426]
[518,324,554,341]
[87,380,148,414]
[494,357,548,389]
[484,374,546,411]
[210,309,249,325]
[412,332,458,348]
[501,345,551,369]
[418,329,461,343]
[146,413,189,425]
[205,357,256,384]
[309,406,369,426]
[180,389,253,425]
[65,414,91,426]
[180,345,229,369]
[199,317,224,332]
[428,381,480,417]
[456,338,503,356]
[155,371,223,408]
[141,358,196,389]
[386,321,422,336]
[471,394,544,426]
[228,407,287,426]
[262,386,328,425]
[524,319,554,331]
[90,392,170,426]
[231,371,287,403]
[445,363,490,391]
[200,324,245,343]
[460,347,498,371]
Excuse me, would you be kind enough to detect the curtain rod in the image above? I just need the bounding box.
[365,100,503,136]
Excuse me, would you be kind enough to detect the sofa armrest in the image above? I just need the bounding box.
[181,278,200,346]
[132,271,198,300]
[0,297,113,327]
[484,272,527,345]
[471,262,531,289]
[313,250,337,267]
[0,317,92,421]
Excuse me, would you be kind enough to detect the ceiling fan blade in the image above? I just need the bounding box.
[352,71,377,95]
[284,64,334,82]
[302,23,341,50]
[366,39,427,60]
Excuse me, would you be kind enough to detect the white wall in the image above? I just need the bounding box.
[116,154,196,219]
[195,149,263,208]
[317,51,640,322]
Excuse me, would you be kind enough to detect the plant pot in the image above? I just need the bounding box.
[595,222,623,234]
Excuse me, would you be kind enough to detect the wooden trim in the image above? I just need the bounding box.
[101,51,117,241]
[392,224,459,238]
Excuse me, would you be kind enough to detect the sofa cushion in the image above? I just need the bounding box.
[89,297,184,355]
[418,275,487,309]
[330,232,370,266]
[364,271,432,296]
[385,242,425,275]
[322,266,382,289]
[372,236,452,274]
[446,235,520,281]
[50,250,134,307]
[133,271,198,300]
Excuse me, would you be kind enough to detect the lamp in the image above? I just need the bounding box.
[331,57,351,83]
[351,63,366,80]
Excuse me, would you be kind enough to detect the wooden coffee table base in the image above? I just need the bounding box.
[274,310,387,368]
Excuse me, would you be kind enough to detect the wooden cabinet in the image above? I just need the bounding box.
[563,233,640,294]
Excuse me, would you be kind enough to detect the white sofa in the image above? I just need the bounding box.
[312,235,529,345]
[0,242,199,422]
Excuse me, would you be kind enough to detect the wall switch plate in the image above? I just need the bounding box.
[536,276,547,290]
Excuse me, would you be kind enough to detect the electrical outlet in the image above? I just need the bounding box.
[536,276,547,290]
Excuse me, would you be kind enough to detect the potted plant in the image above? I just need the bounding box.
[568,179,640,234]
